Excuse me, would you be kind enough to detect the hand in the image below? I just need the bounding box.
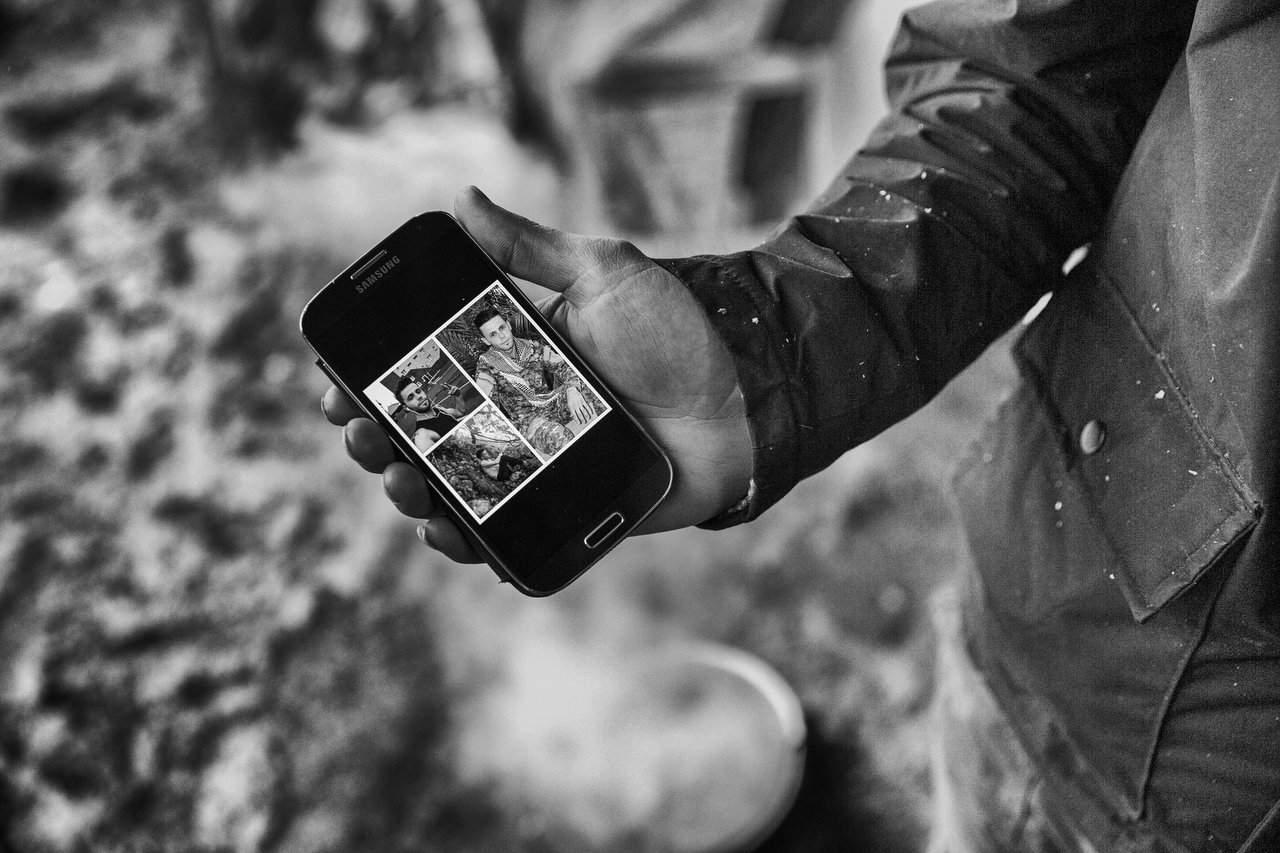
[322,186,752,563]
[565,385,592,426]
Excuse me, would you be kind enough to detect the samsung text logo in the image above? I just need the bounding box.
[356,255,401,292]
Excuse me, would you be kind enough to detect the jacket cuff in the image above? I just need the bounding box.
[653,253,801,528]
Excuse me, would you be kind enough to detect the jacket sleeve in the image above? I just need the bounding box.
[654,0,1196,527]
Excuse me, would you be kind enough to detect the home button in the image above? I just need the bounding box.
[584,512,625,549]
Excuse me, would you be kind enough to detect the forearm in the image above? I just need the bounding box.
[657,0,1194,524]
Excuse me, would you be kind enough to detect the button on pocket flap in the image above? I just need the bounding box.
[1014,275,1259,622]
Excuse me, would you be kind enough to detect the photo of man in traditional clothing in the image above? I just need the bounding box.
[438,286,607,459]
[472,306,603,454]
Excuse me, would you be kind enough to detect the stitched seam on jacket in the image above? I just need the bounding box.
[1134,530,1243,821]
[1238,794,1280,852]
[1095,266,1261,512]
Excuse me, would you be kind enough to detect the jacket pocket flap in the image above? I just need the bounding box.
[1014,271,1259,622]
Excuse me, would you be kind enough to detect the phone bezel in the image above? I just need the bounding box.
[300,212,673,595]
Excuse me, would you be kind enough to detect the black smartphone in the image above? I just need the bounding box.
[300,212,673,595]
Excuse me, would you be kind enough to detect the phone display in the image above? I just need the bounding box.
[366,280,609,522]
[300,213,672,595]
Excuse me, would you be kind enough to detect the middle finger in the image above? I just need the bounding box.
[343,418,397,472]
[383,461,435,517]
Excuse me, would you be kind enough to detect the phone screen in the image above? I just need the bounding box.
[304,213,669,590]
[363,279,611,523]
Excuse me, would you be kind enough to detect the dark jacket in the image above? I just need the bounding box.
[658,0,1280,849]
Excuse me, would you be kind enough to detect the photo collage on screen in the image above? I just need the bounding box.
[365,281,610,522]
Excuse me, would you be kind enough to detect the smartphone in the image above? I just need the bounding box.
[300,212,673,595]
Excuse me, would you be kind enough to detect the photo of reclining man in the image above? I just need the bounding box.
[438,283,607,460]
[424,401,544,520]
[368,336,484,454]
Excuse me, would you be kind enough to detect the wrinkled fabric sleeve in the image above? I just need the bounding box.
[654,0,1196,528]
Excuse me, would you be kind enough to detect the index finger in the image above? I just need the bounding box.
[322,385,364,425]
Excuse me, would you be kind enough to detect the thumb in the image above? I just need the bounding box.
[454,186,596,294]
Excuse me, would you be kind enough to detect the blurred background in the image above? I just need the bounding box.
[0,0,1021,850]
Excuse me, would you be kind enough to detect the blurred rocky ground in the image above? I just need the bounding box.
[0,0,1017,850]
